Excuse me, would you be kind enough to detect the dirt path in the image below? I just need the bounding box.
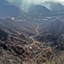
[30,23,39,43]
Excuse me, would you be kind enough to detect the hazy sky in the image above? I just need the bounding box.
[7,0,64,4]
[6,0,64,11]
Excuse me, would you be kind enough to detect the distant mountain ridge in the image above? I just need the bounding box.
[27,2,64,15]
[0,0,64,16]
[27,5,51,14]
[0,5,23,17]
[0,0,9,5]
[44,2,64,11]
[0,0,24,17]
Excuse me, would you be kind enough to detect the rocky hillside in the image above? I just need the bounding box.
[0,18,64,64]
[35,19,64,51]
[0,18,34,64]
[0,23,52,64]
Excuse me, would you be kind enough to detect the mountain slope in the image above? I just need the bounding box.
[27,5,51,14]
[0,5,24,17]
[0,0,9,5]
[44,2,64,11]
[0,0,24,17]
[44,19,64,34]
[35,19,64,52]
[0,17,35,64]
[0,18,35,35]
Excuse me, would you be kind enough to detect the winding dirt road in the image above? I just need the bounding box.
[30,23,39,43]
